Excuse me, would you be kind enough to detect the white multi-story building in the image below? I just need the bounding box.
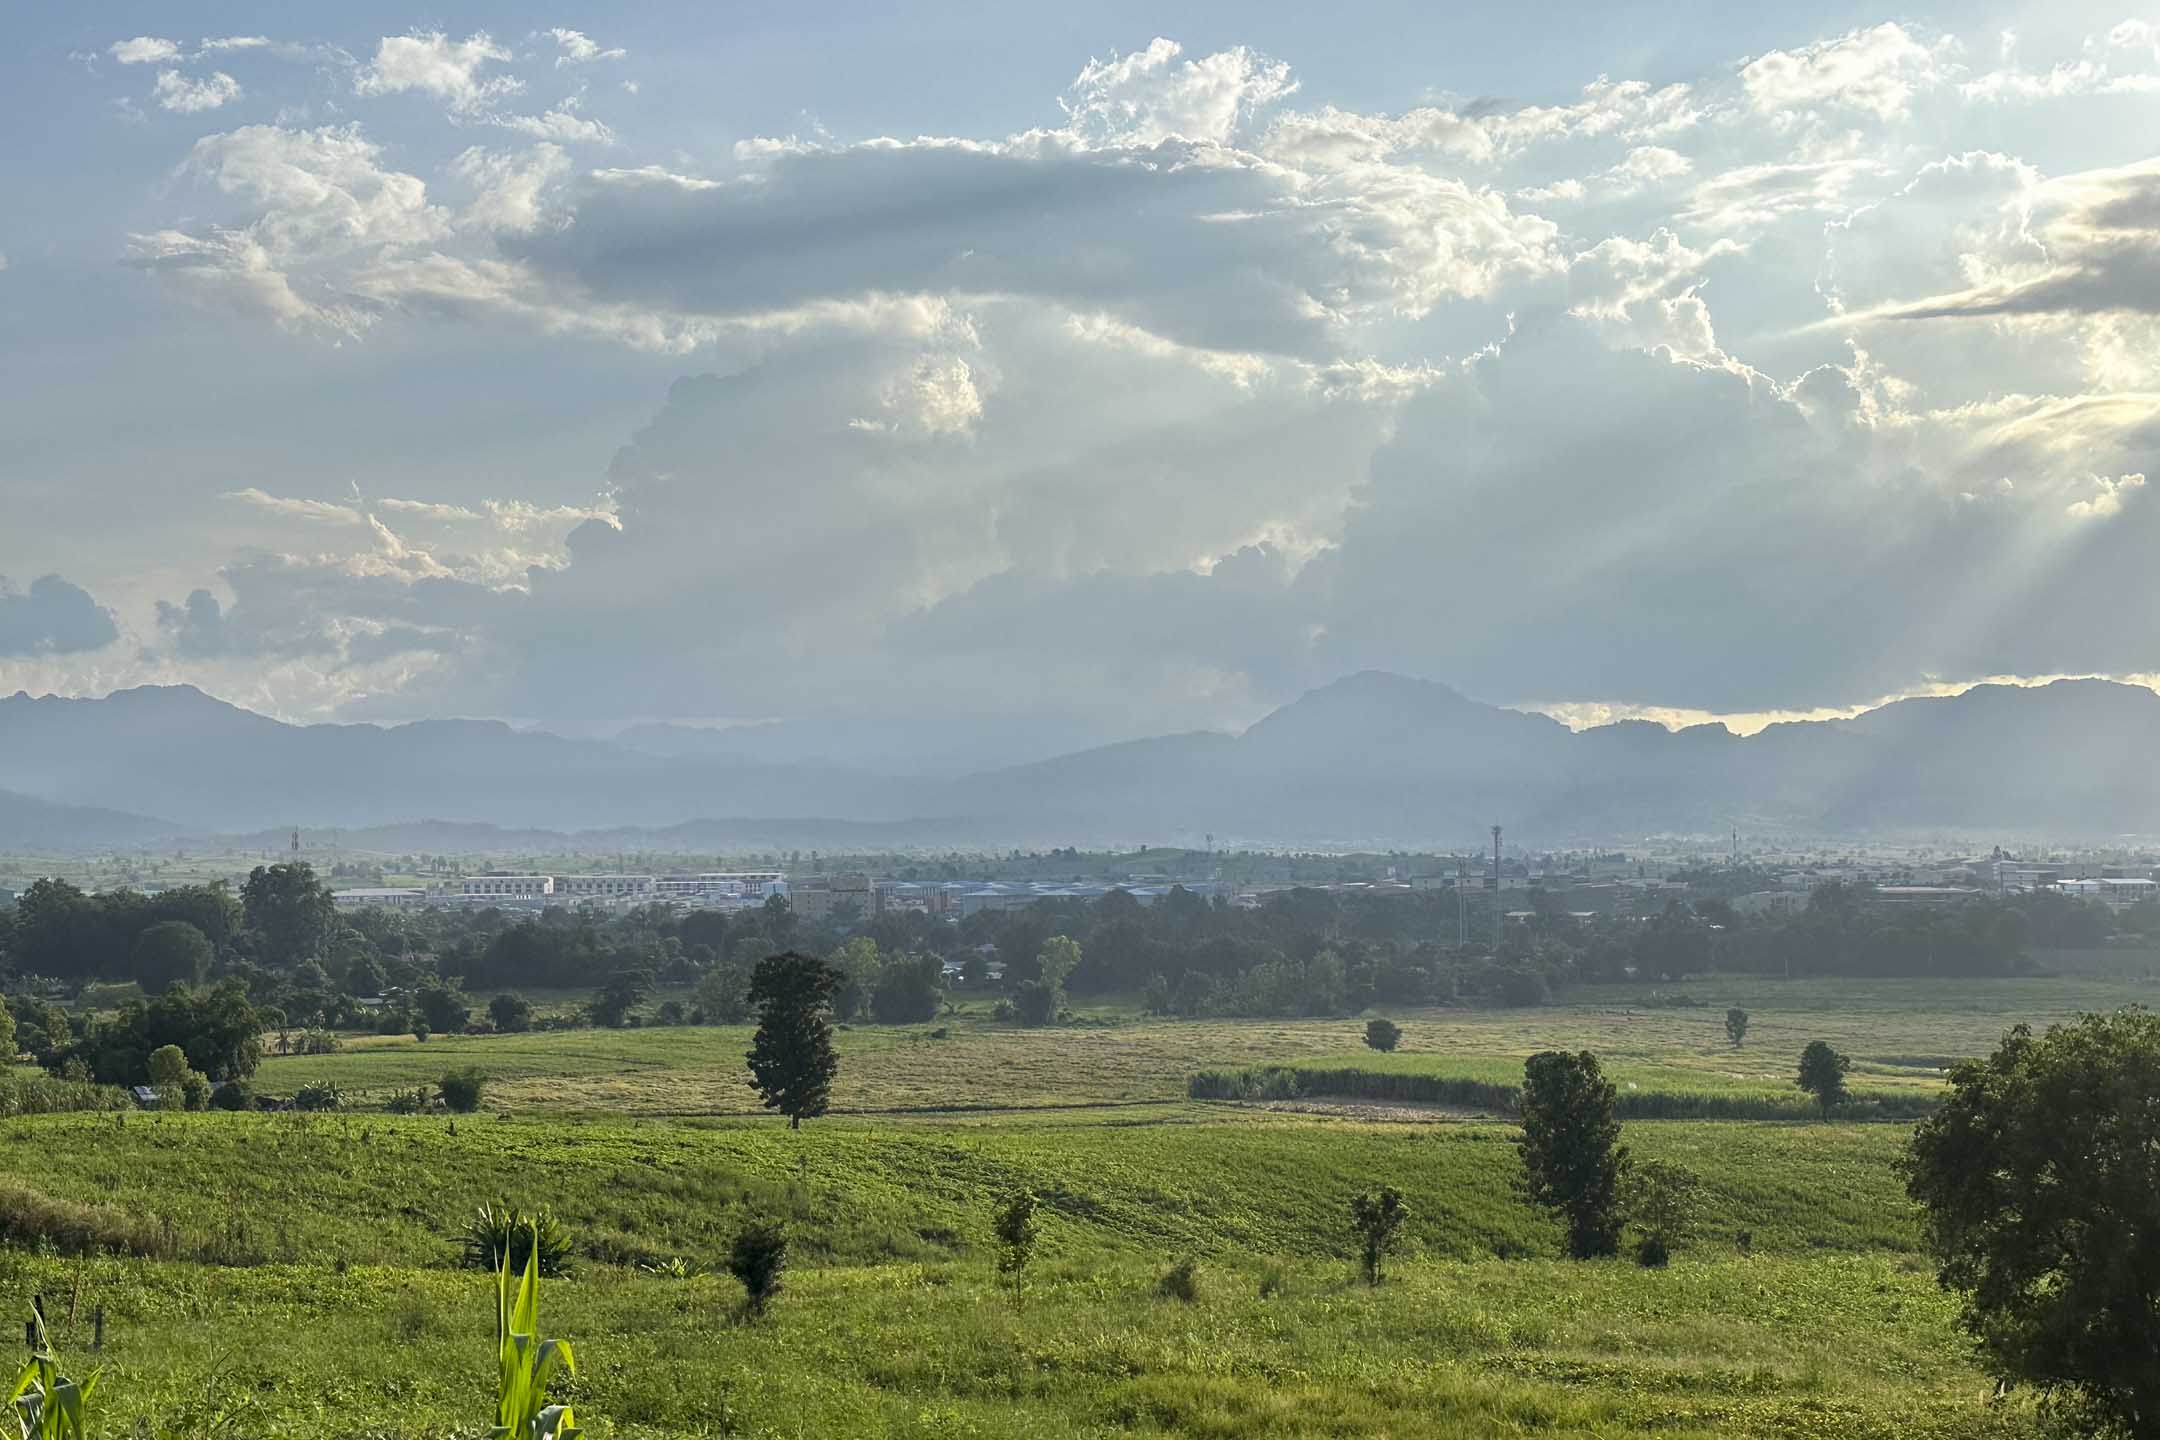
[458,875,554,899]
[653,872,789,907]
[552,874,657,902]
[332,887,430,909]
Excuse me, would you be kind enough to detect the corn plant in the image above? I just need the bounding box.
[10,1309,99,1440]
[492,1223,580,1440]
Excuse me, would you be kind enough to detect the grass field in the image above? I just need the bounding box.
[2,973,2138,1436]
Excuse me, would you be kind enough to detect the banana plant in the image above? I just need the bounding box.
[492,1221,581,1440]
[10,1309,100,1440]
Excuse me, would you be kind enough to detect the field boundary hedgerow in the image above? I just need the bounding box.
[1187,1063,1943,1121]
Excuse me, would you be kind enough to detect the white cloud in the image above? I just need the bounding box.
[451,144,572,233]
[152,68,241,113]
[2067,472,2146,518]
[1740,23,1949,123]
[548,28,626,66]
[111,36,181,65]
[354,31,520,114]
[496,104,615,145]
[1064,37,1296,145]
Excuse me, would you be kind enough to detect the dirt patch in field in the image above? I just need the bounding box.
[1251,1097,1508,1124]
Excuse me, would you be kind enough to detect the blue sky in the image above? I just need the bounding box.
[3,4,2158,765]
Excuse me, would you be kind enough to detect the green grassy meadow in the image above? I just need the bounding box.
[6,973,2145,1436]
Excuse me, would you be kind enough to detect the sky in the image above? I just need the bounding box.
[3,3,2158,770]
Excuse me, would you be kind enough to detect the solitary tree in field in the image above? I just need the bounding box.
[746,951,841,1129]
[1015,936,1082,1027]
[1621,1159,1703,1267]
[1350,1186,1410,1285]
[1724,1007,1749,1049]
[1905,1010,2160,1437]
[1517,1050,1628,1259]
[993,1188,1042,1306]
[1796,1040,1850,1115]
[1364,1018,1403,1053]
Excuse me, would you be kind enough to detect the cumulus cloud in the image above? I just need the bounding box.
[547,28,625,66]
[85,22,2160,742]
[152,68,241,112]
[110,36,181,65]
[355,31,520,113]
[0,576,120,657]
[1852,159,2160,323]
[1740,22,1950,123]
[1064,36,1296,145]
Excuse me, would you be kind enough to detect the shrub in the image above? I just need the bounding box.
[728,1218,788,1317]
[1725,1007,1749,1048]
[461,1202,572,1277]
[1156,1256,1200,1302]
[1364,1018,1403,1052]
[178,1071,212,1111]
[291,1081,342,1112]
[385,1087,432,1115]
[1257,1264,1288,1299]
[209,1080,254,1112]
[438,1068,487,1114]
[488,992,535,1034]
[1622,1159,1703,1267]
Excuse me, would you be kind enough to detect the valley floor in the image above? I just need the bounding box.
[4,974,2136,1437]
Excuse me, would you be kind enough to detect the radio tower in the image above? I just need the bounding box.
[1491,824,1504,948]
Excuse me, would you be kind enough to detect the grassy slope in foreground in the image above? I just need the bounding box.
[0,1245,2024,1439]
[0,1111,1919,1267]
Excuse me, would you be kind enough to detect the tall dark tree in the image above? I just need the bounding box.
[130,920,213,993]
[746,951,841,1129]
[1905,1011,2160,1437]
[1517,1050,1628,1259]
[1797,1040,1850,1115]
[242,863,335,967]
[1724,1007,1749,1049]
[590,966,653,1028]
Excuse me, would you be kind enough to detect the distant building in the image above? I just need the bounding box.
[1731,890,1808,917]
[332,887,429,910]
[2059,877,2157,909]
[552,874,656,902]
[458,875,554,900]
[792,872,876,923]
[1871,886,1984,906]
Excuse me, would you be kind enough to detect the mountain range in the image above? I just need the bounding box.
[0,672,2154,850]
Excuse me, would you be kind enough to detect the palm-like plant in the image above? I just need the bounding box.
[10,1309,99,1440]
[492,1223,581,1440]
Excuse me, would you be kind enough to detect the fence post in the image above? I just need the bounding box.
[93,1308,105,1352]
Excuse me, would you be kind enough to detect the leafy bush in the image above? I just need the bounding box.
[1156,1255,1200,1302]
[727,1218,788,1317]
[291,1081,342,1112]
[439,1068,487,1114]
[385,1087,432,1115]
[461,1202,573,1278]
[209,1080,254,1112]
[1364,1018,1403,1052]
[1622,1158,1704,1267]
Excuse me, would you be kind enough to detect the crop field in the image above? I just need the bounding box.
[256,972,2158,1115]
[2,973,2137,1436]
